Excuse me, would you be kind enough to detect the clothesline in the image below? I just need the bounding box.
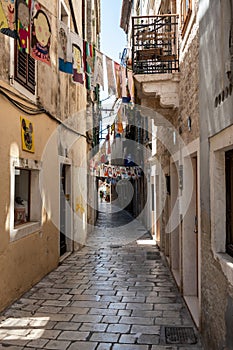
[0,0,134,100]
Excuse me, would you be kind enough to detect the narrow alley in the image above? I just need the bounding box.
[0,202,203,350]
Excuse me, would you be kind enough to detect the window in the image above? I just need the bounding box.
[59,0,70,26]
[180,0,192,37]
[10,157,42,241]
[14,42,36,94]
[14,168,30,226]
[210,127,233,286]
[61,3,69,25]
[226,150,233,257]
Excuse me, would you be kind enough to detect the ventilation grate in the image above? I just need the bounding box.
[165,326,197,345]
[109,244,122,249]
[146,251,160,260]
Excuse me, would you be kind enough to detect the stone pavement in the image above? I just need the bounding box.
[0,203,203,350]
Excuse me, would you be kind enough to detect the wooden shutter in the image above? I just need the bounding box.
[14,42,36,94]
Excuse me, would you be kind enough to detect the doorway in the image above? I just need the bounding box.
[183,154,199,326]
[60,164,71,256]
[170,161,180,286]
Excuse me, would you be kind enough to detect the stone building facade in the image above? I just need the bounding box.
[0,0,100,312]
[121,0,201,328]
[199,1,233,349]
[121,0,233,348]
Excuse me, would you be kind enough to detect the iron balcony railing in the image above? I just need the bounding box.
[132,14,179,74]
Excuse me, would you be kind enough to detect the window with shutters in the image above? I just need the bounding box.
[14,41,36,94]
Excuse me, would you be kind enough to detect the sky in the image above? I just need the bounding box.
[100,0,127,63]
[99,0,127,138]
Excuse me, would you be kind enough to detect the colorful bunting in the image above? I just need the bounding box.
[70,31,84,84]
[90,163,143,181]
[106,56,116,95]
[114,62,122,98]
[93,49,104,88]
[116,109,123,134]
[121,66,127,98]
[58,21,73,74]
[83,40,94,90]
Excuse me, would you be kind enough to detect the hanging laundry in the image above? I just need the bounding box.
[93,49,104,88]
[16,0,31,53]
[111,123,115,137]
[83,40,94,90]
[106,56,116,95]
[70,31,84,84]
[58,21,73,74]
[108,166,112,177]
[0,0,17,38]
[121,66,127,98]
[127,68,135,103]
[103,166,108,177]
[30,1,51,65]
[116,109,123,134]
[100,153,106,164]
[114,62,122,98]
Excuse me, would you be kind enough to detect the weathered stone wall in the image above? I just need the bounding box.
[199,1,233,348]
[179,30,199,146]
[0,35,10,83]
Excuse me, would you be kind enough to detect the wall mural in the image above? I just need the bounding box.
[70,31,84,84]
[16,0,30,53]
[30,1,51,65]
[0,0,120,94]
[0,0,17,38]
[58,21,73,74]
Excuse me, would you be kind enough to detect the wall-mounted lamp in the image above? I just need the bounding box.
[187,116,192,131]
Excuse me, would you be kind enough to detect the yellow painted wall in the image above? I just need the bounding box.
[0,92,59,312]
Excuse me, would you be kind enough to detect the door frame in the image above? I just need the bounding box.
[59,158,73,256]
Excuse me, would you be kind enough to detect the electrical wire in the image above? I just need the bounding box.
[0,85,88,139]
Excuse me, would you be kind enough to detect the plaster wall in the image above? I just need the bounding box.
[199,1,233,348]
[0,94,59,312]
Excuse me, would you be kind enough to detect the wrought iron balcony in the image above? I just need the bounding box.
[132,15,179,75]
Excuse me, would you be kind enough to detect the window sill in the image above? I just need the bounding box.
[214,252,233,286]
[10,222,41,242]
[11,79,37,103]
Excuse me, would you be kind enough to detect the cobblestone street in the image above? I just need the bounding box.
[0,203,203,350]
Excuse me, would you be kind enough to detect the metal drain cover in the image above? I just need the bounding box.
[109,244,122,248]
[165,326,197,344]
[146,251,160,260]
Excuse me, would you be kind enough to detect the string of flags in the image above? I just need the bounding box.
[89,162,143,181]
[0,0,134,99]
